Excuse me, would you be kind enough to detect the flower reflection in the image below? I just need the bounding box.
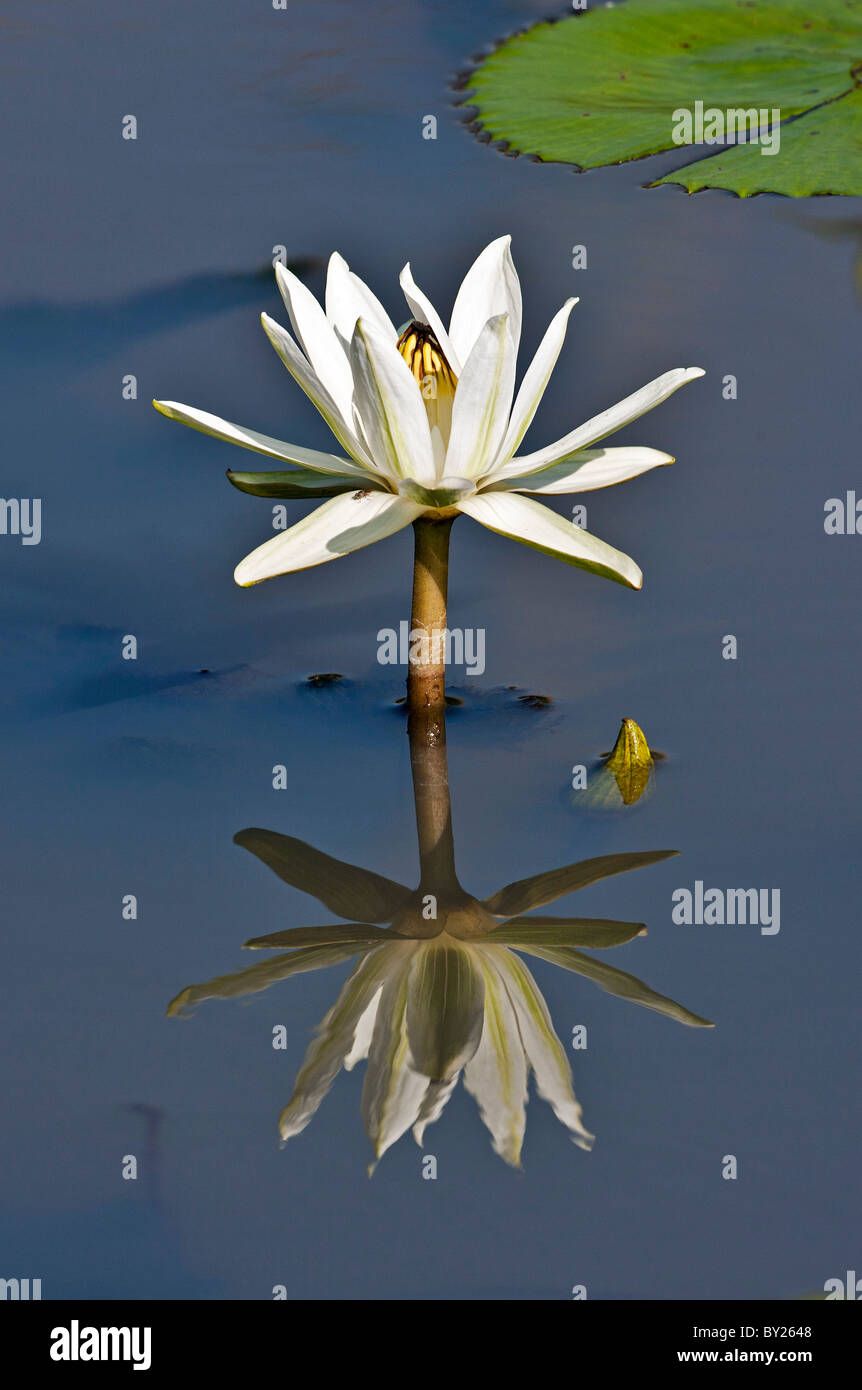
[169,707,712,1167]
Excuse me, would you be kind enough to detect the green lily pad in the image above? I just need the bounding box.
[464,0,862,196]
[657,85,862,195]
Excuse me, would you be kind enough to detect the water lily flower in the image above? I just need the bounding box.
[154,236,703,590]
[272,935,595,1169]
[169,828,712,1168]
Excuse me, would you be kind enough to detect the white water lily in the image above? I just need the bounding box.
[275,937,594,1169]
[154,236,703,589]
[168,812,713,1169]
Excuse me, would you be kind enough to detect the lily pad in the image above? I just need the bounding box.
[464,0,862,196]
[658,86,862,195]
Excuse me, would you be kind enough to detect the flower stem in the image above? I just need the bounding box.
[407,702,459,893]
[406,513,454,715]
[403,513,458,892]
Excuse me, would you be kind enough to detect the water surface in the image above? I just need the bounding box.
[2,0,860,1300]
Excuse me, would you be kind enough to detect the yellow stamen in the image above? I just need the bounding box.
[396,321,458,446]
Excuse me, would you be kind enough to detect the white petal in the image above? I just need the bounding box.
[490,446,673,495]
[444,314,516,480]
[458,491,642,589]
[260,313,378,470]
[449,235,522,368]
[361,951,430,1162]
[494,367,705,479]
[463,948,528,1167]
[233,491,424,587]
[430,424,447,476]
[412,1077,459,1146]
[405,941,485,1082]
[344,986,384,1071]
[492,298,577,468]
[274,261,355,421]
[278,948,393,1141]
[349,319,437,484]
[399,261,461,373]
[326,251,398,349]
[493,948,594,1151]
[153,399,369,476]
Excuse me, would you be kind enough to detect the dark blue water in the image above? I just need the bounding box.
[2,0,860,1300]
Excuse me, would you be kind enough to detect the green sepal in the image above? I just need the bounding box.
[227,469,386,499]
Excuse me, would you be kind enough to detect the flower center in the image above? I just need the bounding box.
[396,321,458,453]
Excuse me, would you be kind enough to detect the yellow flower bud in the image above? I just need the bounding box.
[397,321,458,448]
